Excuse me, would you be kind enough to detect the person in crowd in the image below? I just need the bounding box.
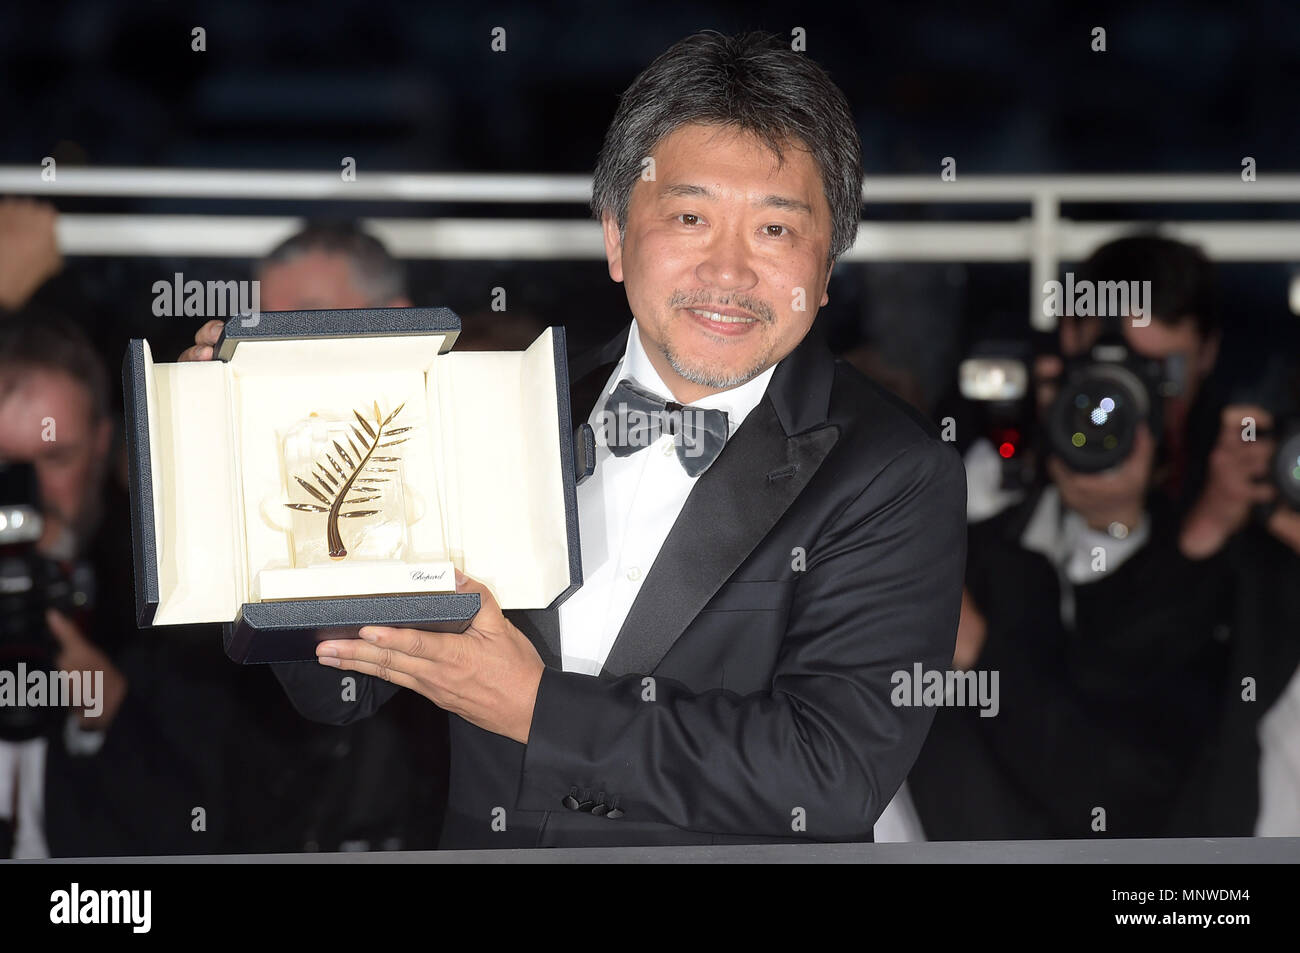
[179,220,412,361]
[0,315,257,856]
[1175,354,1300,836]
[909,235,1260,839]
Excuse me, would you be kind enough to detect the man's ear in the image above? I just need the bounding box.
[820,259,836,307]
[601,212,625,284]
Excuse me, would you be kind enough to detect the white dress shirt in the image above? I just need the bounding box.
[964,437,1149,630]
[1256,663,1300,835]
[557,319,777,676]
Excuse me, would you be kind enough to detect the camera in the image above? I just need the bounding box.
[0,460,79,741]
[1266,357,1300,510]
[1272,421,1300,510]
[957,339,1039,493]
[959,321,1188,487]
[1232,352,1300,514]
[1043,319,1187,474]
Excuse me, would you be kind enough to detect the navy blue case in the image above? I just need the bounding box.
[123,307,584,663]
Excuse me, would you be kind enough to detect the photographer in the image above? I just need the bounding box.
[1178,355,1300,835]
[0,314,251,856]
[909,235,1237,839]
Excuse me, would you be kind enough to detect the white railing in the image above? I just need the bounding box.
[3,167,1298,330]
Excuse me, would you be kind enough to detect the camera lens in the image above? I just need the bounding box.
[1047,364,1149,473]
[1273,425,1300,510]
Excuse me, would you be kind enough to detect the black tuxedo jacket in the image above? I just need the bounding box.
[273,319,967,849]
[909,480,1235,840]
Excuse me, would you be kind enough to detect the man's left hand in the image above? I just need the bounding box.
[315,570,545,744]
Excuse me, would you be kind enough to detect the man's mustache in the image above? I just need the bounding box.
[668,293,775,323]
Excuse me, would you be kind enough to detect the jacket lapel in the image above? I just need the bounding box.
[599,320,840,677]
[509,319,841,679]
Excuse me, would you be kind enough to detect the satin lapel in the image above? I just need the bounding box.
[596,318,840,678]
[511,319,841,680]
[597,397,838,678]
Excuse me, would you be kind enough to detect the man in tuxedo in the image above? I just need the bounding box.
[270,30,967,849]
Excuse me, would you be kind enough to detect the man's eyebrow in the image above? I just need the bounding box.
[659,183,714,200]
[659,183,813,215]
[759,194,813,215]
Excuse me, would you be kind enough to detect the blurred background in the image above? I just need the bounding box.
[1,0,1298,857]
[3,0,1298,385]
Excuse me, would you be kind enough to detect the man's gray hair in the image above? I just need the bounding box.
[259,220,408,305]
[591,30,864,268]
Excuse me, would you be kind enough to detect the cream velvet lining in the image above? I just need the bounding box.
[143,328,570,624]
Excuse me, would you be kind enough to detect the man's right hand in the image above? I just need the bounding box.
[1179,403,1277,559]
[178,319,225,361]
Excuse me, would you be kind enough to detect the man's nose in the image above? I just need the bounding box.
[695,224,758,291]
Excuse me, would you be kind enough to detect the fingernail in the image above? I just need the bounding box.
[358,628,378,642]
[455,569,467,586]
[318,656,340,667]
[317,644,338,657]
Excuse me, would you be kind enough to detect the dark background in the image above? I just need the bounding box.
[2,0,1298,410]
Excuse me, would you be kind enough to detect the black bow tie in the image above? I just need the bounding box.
[599,378,729,477]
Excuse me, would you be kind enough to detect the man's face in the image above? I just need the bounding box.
[603,123,835,403]
[0,369,110,553]
[258,251,409,311]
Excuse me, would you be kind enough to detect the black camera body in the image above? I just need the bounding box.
[1045,327,1187,474]
[0,461,81,742]
[1229,352,1300,514]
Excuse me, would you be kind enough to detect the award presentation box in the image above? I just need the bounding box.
[123,307,589,663]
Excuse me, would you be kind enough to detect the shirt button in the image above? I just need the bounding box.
[626,566,641,581]
[662,438,675,456]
